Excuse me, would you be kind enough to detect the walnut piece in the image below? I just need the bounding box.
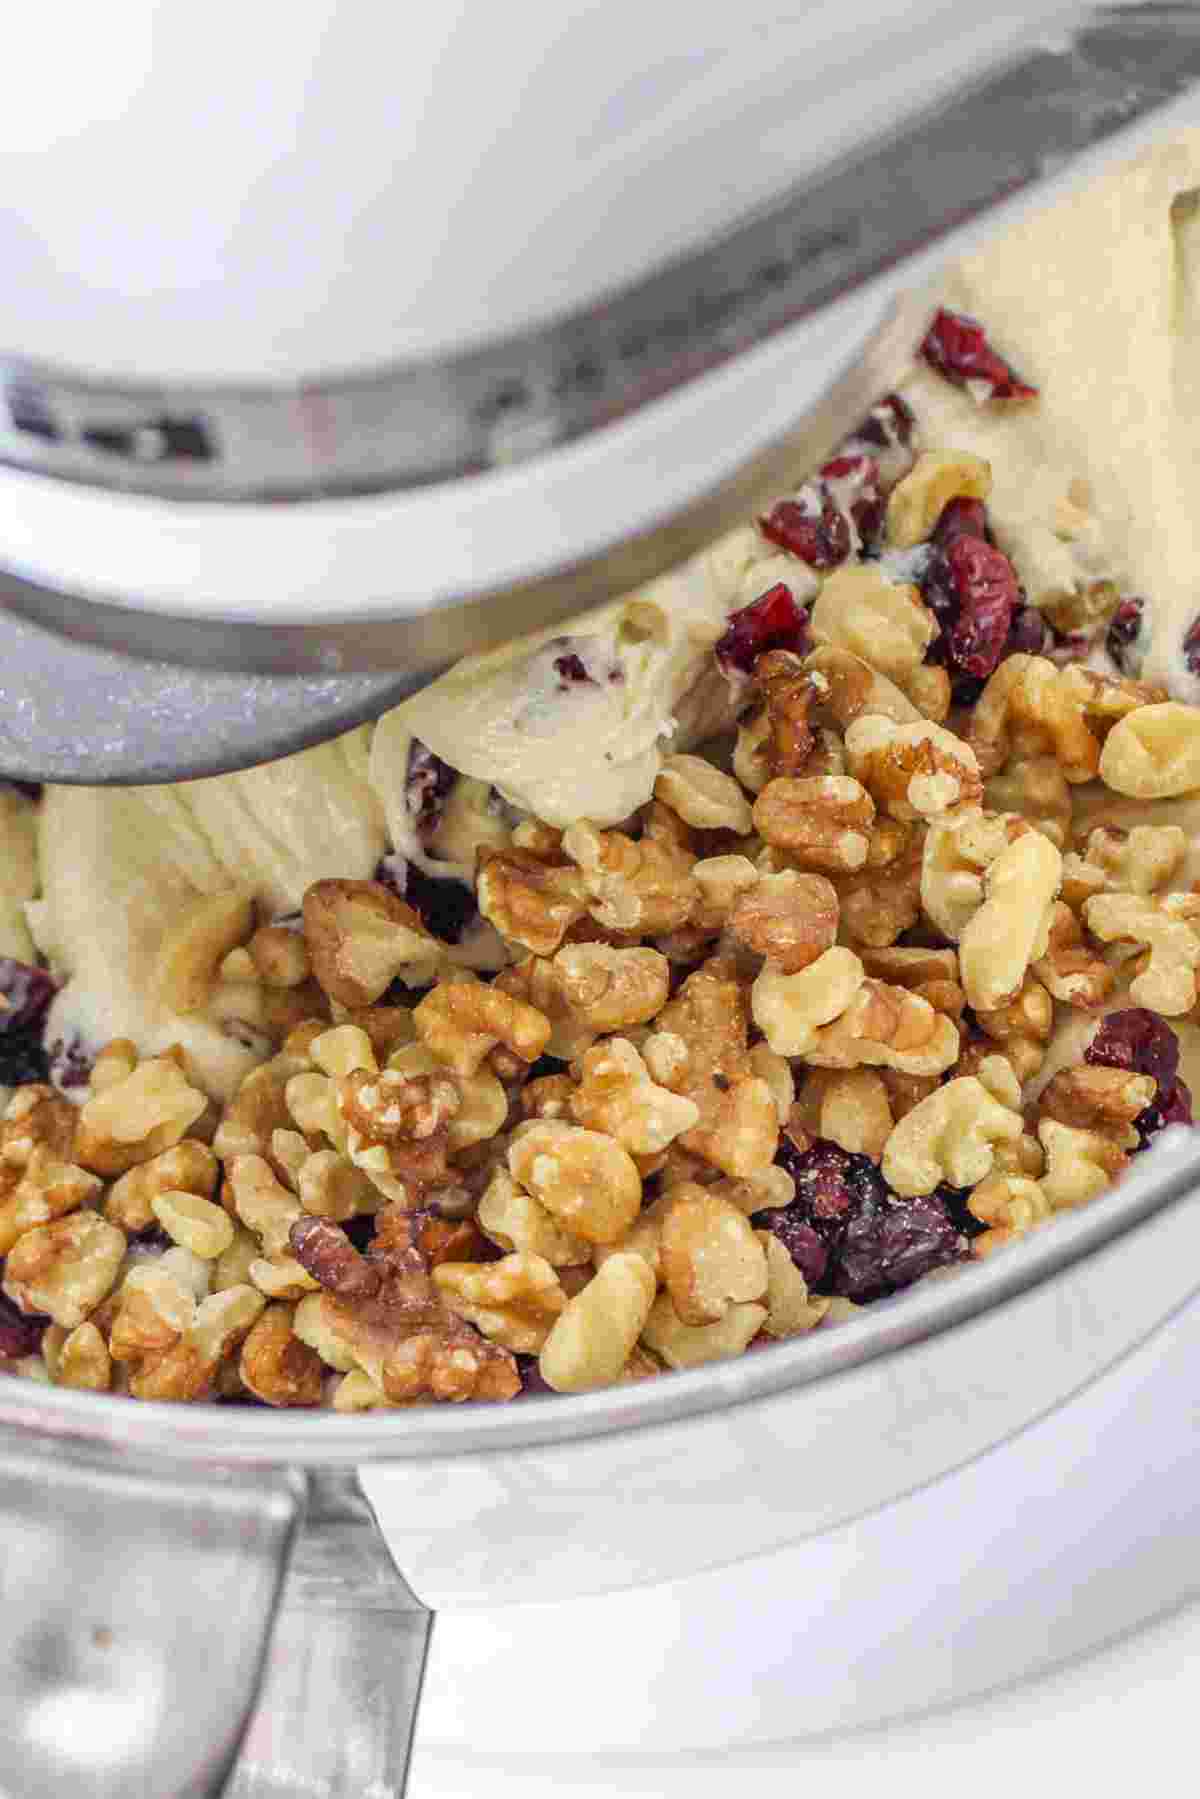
[1038,1118,1127,1211]
[570,1037,699,1155]
[538,1254,657,1393]
[810,564,938,700]
[844,716,982,822]
[659,1184,768,1326]
[753,775,875,873]
[959,829,1062,1012]
[1030,901,1114,1009]
[239,1302,325,1406]
[654,753,754,834]
[563,820,697,935]
[414,976,550,1075]
[1083,890,1200,1015]
[508,1120,642,1245]
[968,655,1100,785]
[1099,702,1200,798]
[303,879,443,1007]
[885,450,992,548]
[645,958,779,1177]
[1039,1064,1155,1149]
[75,1055,209,1177]
[476,845,587,955]
[3,1213,126,1329]
[881,1077,1023,1198]
[728,869,839,973]
[433,1251,567,1353]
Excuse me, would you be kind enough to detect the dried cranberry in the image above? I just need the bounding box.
[403,864,478,945]
[132,1224,174,1252]
[342,1215,377,1254]
[47,1032,94,1092]
[405,739,457,844]
[933,497,990,548]
[0,959,57,1087]
[1107,598,1143,674]
[835,1188,966,1301]
[0,1289,49,1359]
[760,491,851,570]
[1007,604,1049,658]
[820,452,884,548]
[1136,1077,1194,1147]
[923,536,1020,681]
[920,308,1038,402]
[552,652,593,687]
[850,392,915,451]
[1184,616,1200,678]
[761,1136,965,1298]
[1085,1008,1180,1095]
[515,1353,560,1397]
[714,583,810,678]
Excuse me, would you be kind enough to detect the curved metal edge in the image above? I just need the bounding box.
[1,1130,1197,1470]
[224,1470,433,1799]
[0,1432,304,1799]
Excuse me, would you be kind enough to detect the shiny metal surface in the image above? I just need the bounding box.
[0,1433,303,1798]
[225,1472,431,1799]
[4,7,1199,505]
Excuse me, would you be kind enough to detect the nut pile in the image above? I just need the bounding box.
[2,311,1196,1408]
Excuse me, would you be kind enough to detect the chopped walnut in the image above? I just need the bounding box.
[752,945,865,1059]
[154,889,254,1015]
[213,1051,314,1163]
[303,879,443,1007]
[833,817,925,948]
[1061,824,1187,906]
[551,943,670,1037]
[646,958,779,1177]
[105,1139,219,1235]
[1084,890,1200,1015]
[920,809,1030,943]
[885,449,992,548]
[75,1055,209,1177]
[792,1067,893,1158]
[569,1037,699,1155]
[857,945,965,1020]
[654,754,754,834]
[753,775,875,873]
[562,819,697,935]
[226,1154,304,1260]
[881,1076,1023,1197]
[433,1251,567,1353]
[0,1148,102,1257]
[414,976,550,1076]
[751,650,821,778]
[804,643,922,730]
[1100,702,1200,799]
[129,1287,266,1402]
[508,1120,642,1245]
[239,1302,324,1406]
[1038,1118,1127,1211]
[1,1084,78,1168]
[54,1320,113,1392]
[968,1174,1052,1257]
[810,564,938,707]
[983,756,1073,849]
[247,924,312,989]
[640,1291,766,1370]
[728,869,839,973]
[3,1213,126,1329]
[659,1183,768,1326]
[804,978,961,1076]
[1030,901,1114,1008]
[756,1232,831,1337]
[844,716,983,822]
[476,1167,592,1266]
[1039,1064,1155,1149]
[959,829,1062,1012]
[973,974,1054,1084]
[476,844,587,955]
[968,655,1100,785]
[539,1253,657,1393]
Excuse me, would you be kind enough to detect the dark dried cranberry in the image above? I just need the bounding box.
[934,1182,988,1241]
[1184,616,1200,678]
[1007,604,1049,658]
[714,583,810,678]
[0,1288,49,1359]
[850,392,915,451]
[405,739,457,844]
[753,1202,829,1287]
[401,864,478,945]
[835,1188,965,1301]
[1136,1077,1194,1147]
[1107,598,1144,674]
[342,1215,377,1254]
[552,652,593,687]
[1085,1008,1180,1095]
[47,1032,94,1092]
[132,1224,174,1252]
[820,453,884,548]
[933,497,990,548]
[921,308,1038,402]
[515,1353,560,1397]
[760,491,851,570]
[0,960,56,1037]
[775,1135,858,1220]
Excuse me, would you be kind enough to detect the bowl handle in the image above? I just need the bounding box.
[0,1442,431,1797]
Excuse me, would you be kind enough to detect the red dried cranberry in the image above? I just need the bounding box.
[1106,598,1143,674]
[714,583,810,678]
[1085,1008,1180,1095]
[1184,616,1200,678]
[933,496,990,548]
[753,1203,828,1287]
[0,1289,49,1359]
[405,740,457,844]
[1136,1077,1194,1148]
[820,453,884,548]
[760,491,851,570]
[921,308,1038,402]
[927,537,1020,680]
[850,392,915,451]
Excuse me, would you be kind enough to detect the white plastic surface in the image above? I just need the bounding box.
[362,1171,1200,1609]
[3,2,1082,379]
[408,1237,1200,1765]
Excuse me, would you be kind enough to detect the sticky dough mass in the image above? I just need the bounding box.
[20,131,1200,1099]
